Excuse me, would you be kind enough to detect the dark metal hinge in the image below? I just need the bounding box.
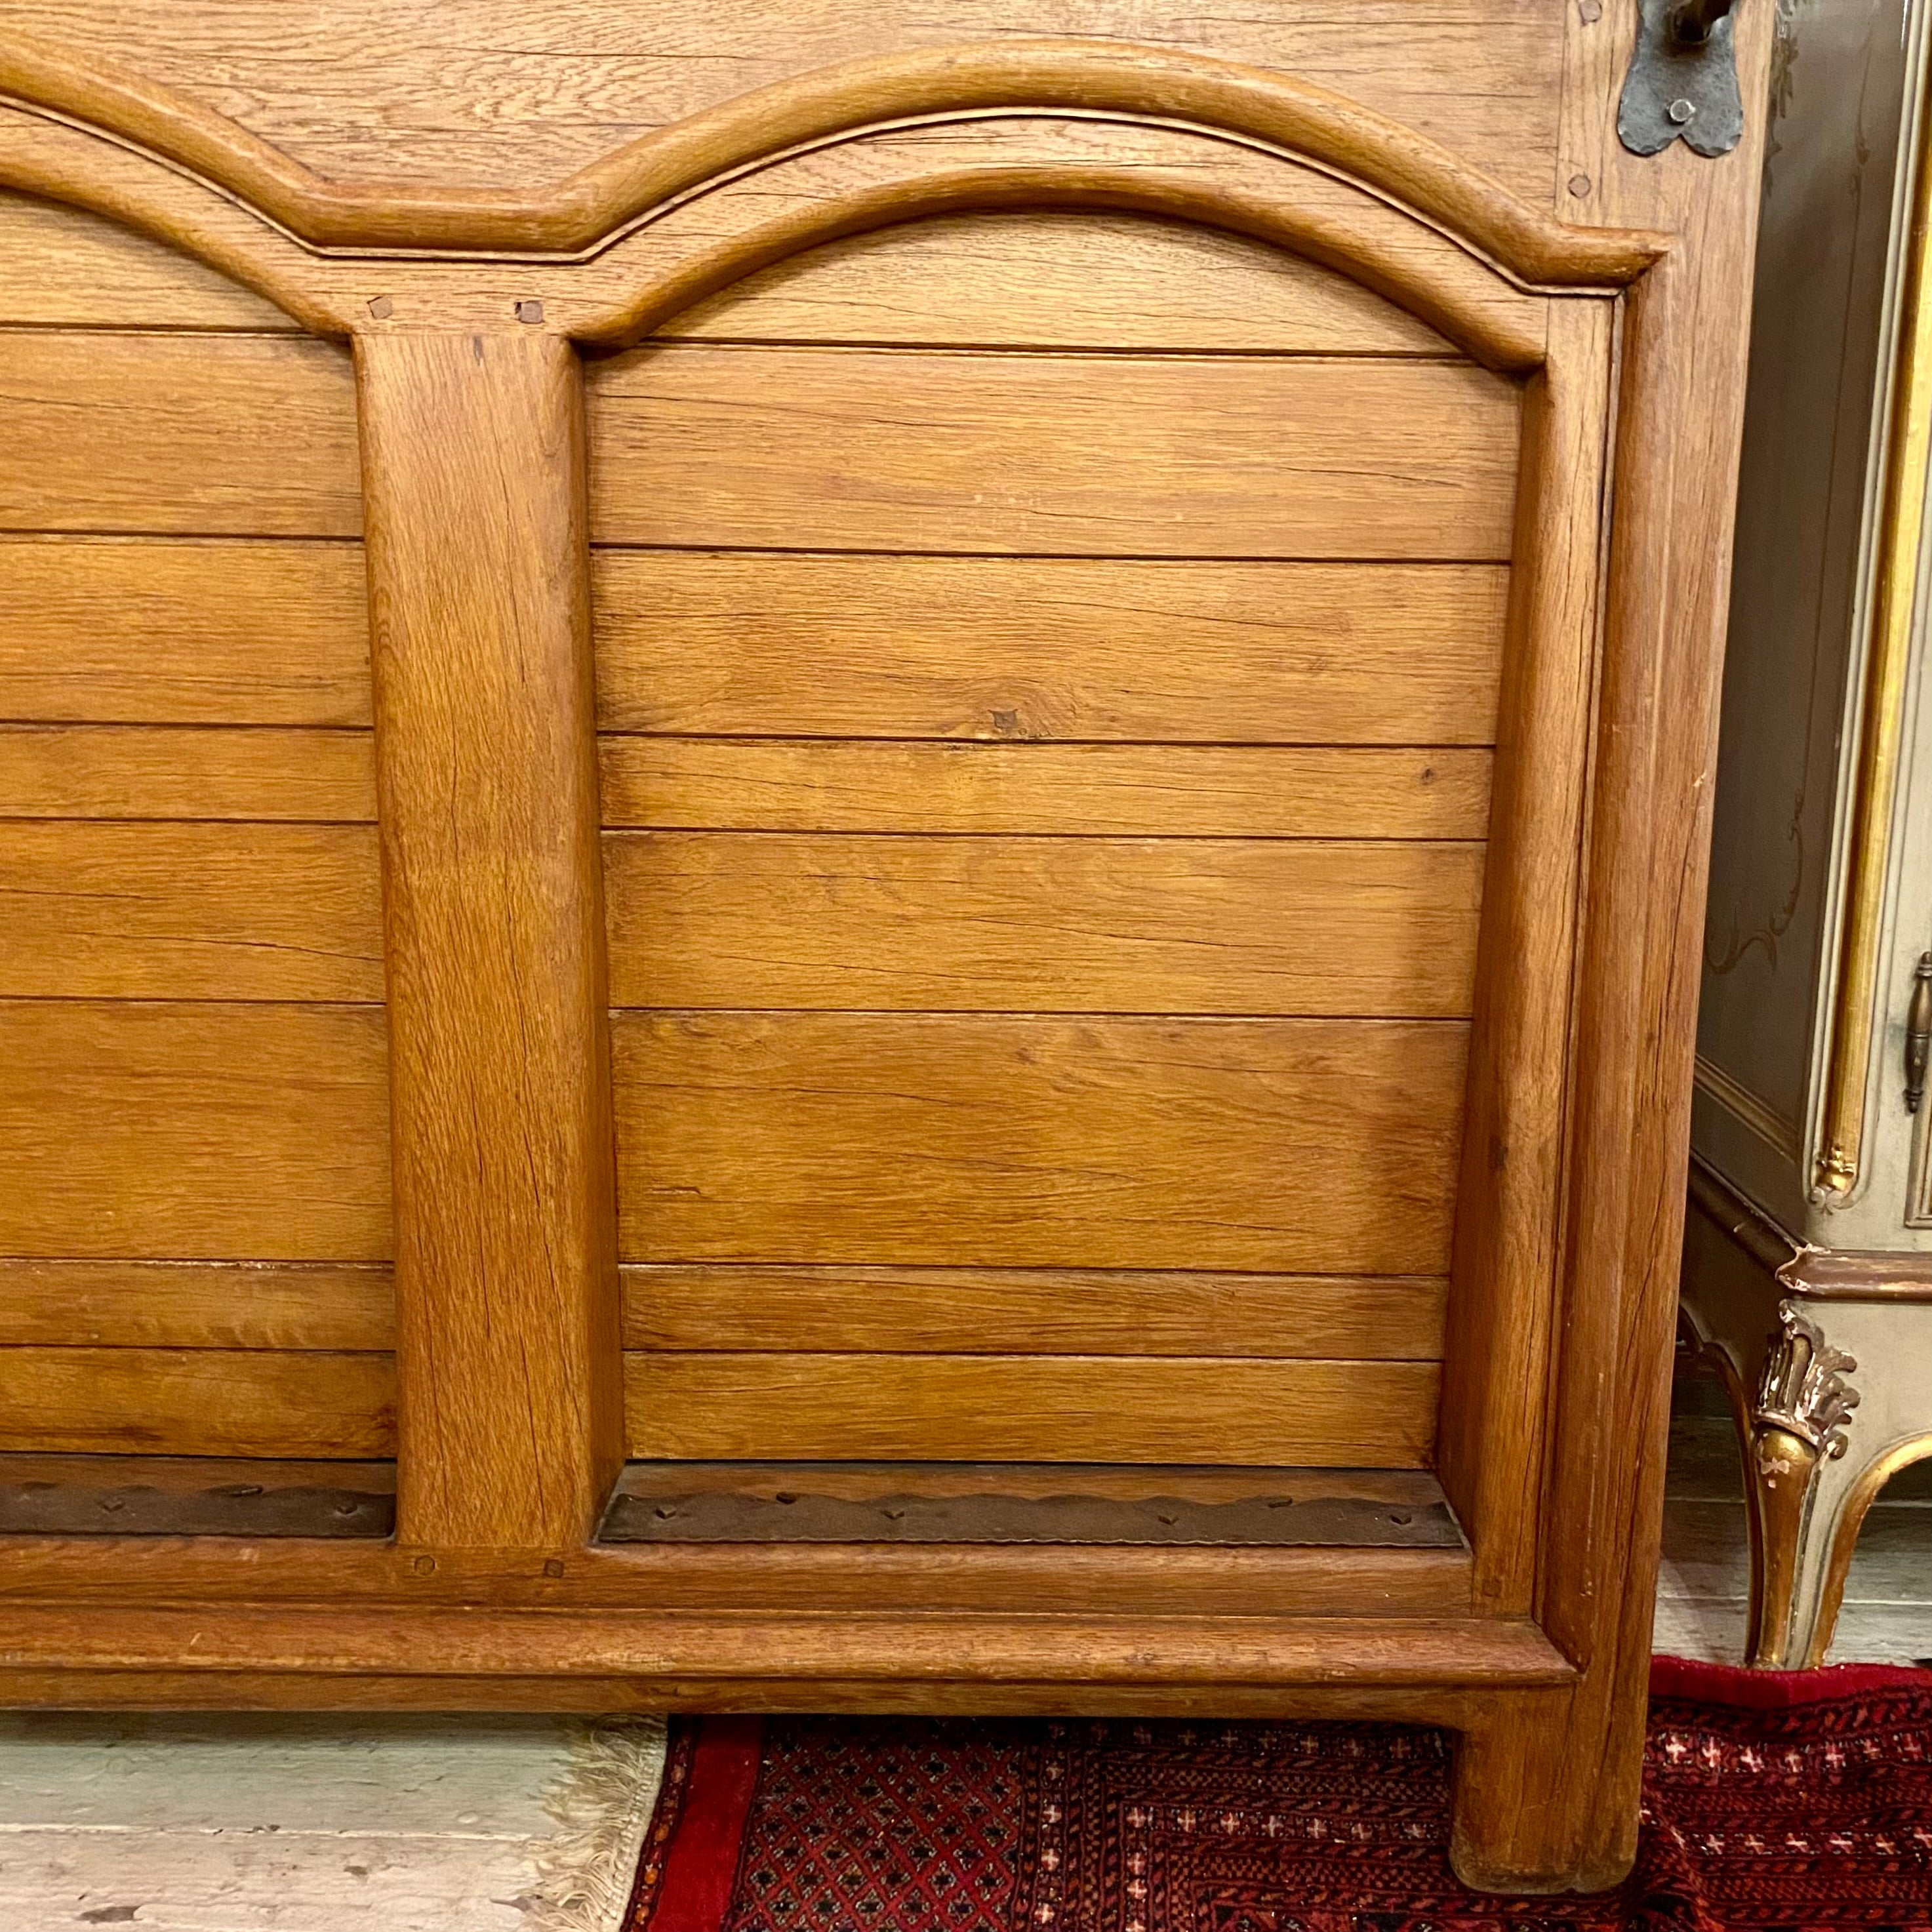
[1618,0,1748,158]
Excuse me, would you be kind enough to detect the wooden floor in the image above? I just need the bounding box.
[3,1375,1923,1930]
[0,1713,666,1932]
[1654,1369,1932,1665]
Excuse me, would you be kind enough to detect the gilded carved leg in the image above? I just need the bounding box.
[1745,1300,1860,1668]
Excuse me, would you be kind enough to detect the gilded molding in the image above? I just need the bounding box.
[1752,1299,1861,1460]
[1815,97,1932,1195]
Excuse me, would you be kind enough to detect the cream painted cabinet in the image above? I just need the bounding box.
[1684,0,1932,1666]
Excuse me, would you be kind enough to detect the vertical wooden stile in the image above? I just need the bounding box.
[355,327,622,1552]
[1448,0,1778,1892]
[1436,298,1611,1614]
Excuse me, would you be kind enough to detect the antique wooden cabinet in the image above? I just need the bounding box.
[0,0,1773,1893]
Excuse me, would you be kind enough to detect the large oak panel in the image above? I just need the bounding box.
[587,346,1520,557]
[613,1012,1465,1272]
[604,832,1484,1016]
[592,555,1509,742]
[0,1001,392,1259]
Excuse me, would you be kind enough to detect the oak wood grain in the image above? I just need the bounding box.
[0,332,361,536]
[0,185,1454,355]
[0,725,376,820]
[603,832,1485,1016]
[0,1600,1571,1700]
[0,1347,393,1457]
[0,2,1565,206]
[1445,0,1778,1897]
[0,1260,393,1351]
[0,538,371,726]
[0,1529,1475,1621]
[624,1265,1445,1359]
[0,187,298,329]
[623,1352,1439,1465]
[357,328,622,1550]
[0,1000,391,1260]
[598,740,1493,838]
[588,113,1553,371]
[0,821,381,1000]
[587,344,1521,558]
[0,1259,1444,1360]
[613,1011,1466,1272]
[660,208,1457,353]
[592,554,1510,742]
[1437,300,1610,1613]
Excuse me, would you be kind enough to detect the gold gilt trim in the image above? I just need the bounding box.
[1817,99,1932,1195]
[1694,1053,1801,1161]
[1807,1429,1932,1666]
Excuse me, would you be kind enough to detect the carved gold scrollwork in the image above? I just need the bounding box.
[1753,1299,1861,1459]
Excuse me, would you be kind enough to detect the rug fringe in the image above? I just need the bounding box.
[518,1716,670,1932]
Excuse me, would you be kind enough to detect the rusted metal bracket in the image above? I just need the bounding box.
[599,1462,1466,1548]
[1618,0,1747,158]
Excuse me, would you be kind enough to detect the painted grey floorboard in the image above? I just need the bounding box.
[0,1712,665,1932]
[1655,1369,1932,1665]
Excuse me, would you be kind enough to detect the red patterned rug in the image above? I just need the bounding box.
[626,1660,1932,1931]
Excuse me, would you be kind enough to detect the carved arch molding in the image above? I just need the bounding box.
[0,31,1662,350]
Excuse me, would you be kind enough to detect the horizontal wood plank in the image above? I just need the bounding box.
[587,346,1520,557]
[592,555,1509,742]
[661,210,1457,354]
[0,725,378,820]
[0,1260,1443,1359]
[622,1265,1445,1359]
[603,833,1485,1016]
[0,334,361,536]
[0,1348,394,1457]
[612,1013,1466,1272]
[0,190,299,331]
[0,538,372,726]
[599,740,1493,837]
[0,822,382,1001]
[0,1260,393,1351]
[0,1001,392,1260]
[623,1353,1439,1465]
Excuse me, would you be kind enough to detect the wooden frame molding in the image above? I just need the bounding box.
[0,31,1665,277]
